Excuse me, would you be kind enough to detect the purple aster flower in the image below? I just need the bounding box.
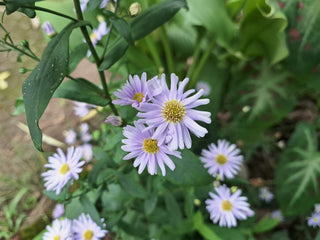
[43,218,72,240]
[196,81,211,96]
[113,72,150,109]
[74,102,96,117]
[315,203,320,213]
[137,73,211,150]
[80,0,89,12]
[271,210,284,222]
[308,213,320,228]
[259,187,274,203]
[100,0,109,8]
[41,146,85,194]
[200,139,243,180]
[87,21,110,57]
[80,143,93,162]
[41,21,56,38]
[63,129,77,145]
[206,185,254,228]
[105,115,122,126]
[121,121,181,175]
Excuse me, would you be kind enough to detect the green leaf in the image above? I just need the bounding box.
[80,194,103,227]
[110,18,133,44]
[251,215,279,233]
[193,211,221,240]
[11,97,25,116]
[116,172,148,199]
[164,192,183,227]
[187,0,236,48]
[130,0,188,41]
[22,21,89,151]
[165,149,212,187]
[5,0,37,18]
[238,0,288,63]
[144,192,158,215]
[53,78,109,106]
[276,122,320,216]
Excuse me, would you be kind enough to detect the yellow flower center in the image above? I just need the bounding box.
[59,163,70,175]
[315,217,319,222]
[83,230,94,240]
[221,200,233,211]
[53,236,60,240]
[215,154,227,165]
[143,138,159,154]
[132,92,144,103]
[90,33,98,42]
[162,99,186,123]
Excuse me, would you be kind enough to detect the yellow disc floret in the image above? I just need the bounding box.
[53,236,60,240]
[143,138,159,154]
[162,99,186,123]
[132,92,144,103]
[83,230,94,240]
[215,154,227,165]
[221,200,233,211]
[59,163,70,175]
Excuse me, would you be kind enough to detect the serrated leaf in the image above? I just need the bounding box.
[22,21,89,151]
[53,78,109,106]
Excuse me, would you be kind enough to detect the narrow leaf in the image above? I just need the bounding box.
[22,21,89,151]
[251,216,279,233]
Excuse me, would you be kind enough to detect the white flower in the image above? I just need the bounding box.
[80,143,93,162]
[43,219,72,240]
[259,187,274,203]
[41,147,84,194]
[206,185,254,228]
[63,129,77,145]
[308,213,320,228]
[200,139,243,180]
[72,213,108,240]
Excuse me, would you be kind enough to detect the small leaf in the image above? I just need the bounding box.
[53,78,109,106]
[22,21,89,151]
[116,172,148,199]
[193,211,221,240]
[80,194,103,227]
[110,18,133,43]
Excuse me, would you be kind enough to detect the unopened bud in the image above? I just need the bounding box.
[213,180,220,188]
[19,67,27,74]
[41,21,57,38]
[231,186,238,193]
[129,2,141,16]
[194,199,201,206]
[20,40,29,48]
[105,115,122,126]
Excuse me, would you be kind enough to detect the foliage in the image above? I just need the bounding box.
[0,0,320,239]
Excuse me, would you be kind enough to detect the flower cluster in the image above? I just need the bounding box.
[41,146,85,194]
[43,213,107,240]
[307,203,320,228]
[113,72,211,175]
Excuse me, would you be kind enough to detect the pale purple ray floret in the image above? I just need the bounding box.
[137,73,211,150]
[121,121,181,176]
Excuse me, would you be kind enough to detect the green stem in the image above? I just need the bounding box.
[0,3,78,22]
[145,35,163,71]
[0,40,40,61]
[186,39,202,79]
[160,26,174,74]
[73,0,118,115]
[189,40,215,89]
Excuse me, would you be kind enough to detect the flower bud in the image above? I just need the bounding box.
[19,67,27,74]
[104,115,122,126]
[41,21,57,38]
[129,2,141,16]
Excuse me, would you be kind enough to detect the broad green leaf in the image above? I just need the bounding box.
[53,78,109,106]
[276,122,320,216]
[187,0,236,48]
[238,0,288,63]
[165,149,212,187]
[226,0,246,19]
[164,192,183,227]
[116,172,148,199]
[80,194,103,227]
[193,211,221,240]
[22,21,88,151]
[110,18,133,44]
[251,215,279,233]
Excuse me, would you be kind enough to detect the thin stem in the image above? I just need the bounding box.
[73,0,118,115]
[0,2,78,22]
[189,40,215,89]
[0,40,40,61]
[160,26,174,74]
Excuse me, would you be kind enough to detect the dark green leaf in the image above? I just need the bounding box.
[22,21,89,151]
[130,0,188,40]
[165,149,212,187]
[251,216,279,234]
[110,18,133,43]
[116,172,148,199]
[5,0,38,18]
[53,78,109,106]
[80,194,103,227]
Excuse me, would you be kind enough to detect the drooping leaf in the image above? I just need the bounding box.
[22,21,89,151]
[53,78,109,106]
